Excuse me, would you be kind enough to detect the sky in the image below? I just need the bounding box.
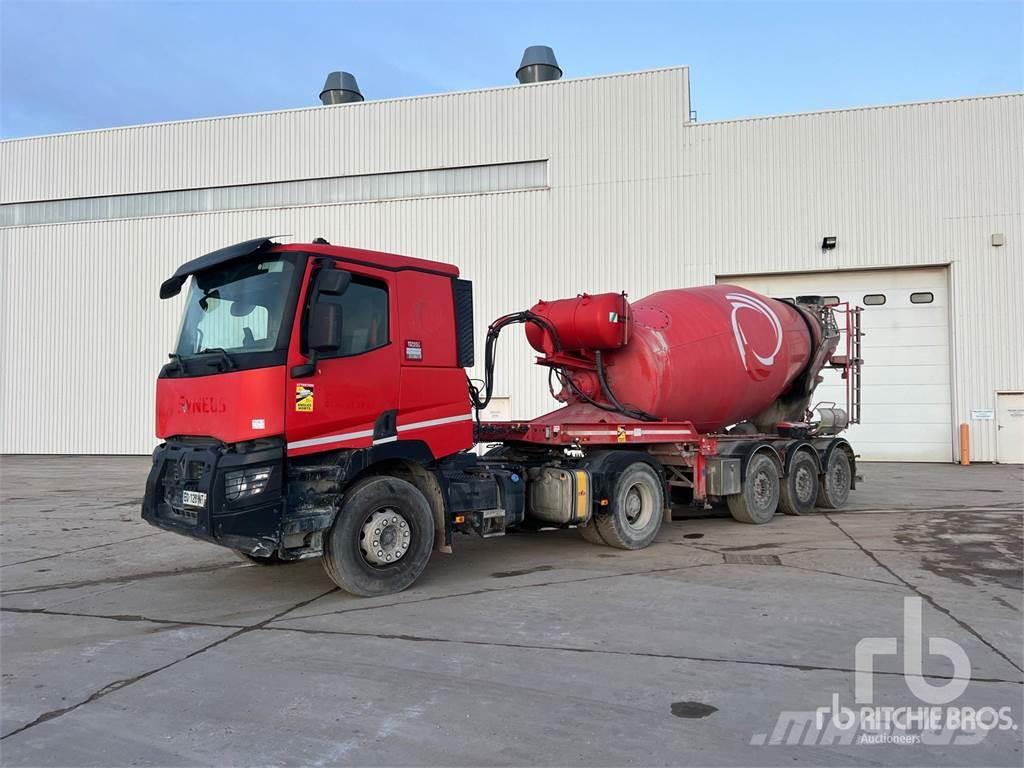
[0,0,1021,139]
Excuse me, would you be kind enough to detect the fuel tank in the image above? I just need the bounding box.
[530,285,819,433]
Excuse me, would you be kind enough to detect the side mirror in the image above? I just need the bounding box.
[289,267,351,377]
[308,303,342,352]
[317,269,351,296]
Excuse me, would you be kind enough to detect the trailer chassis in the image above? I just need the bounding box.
[476,417,856,516]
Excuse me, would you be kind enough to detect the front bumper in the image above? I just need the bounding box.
[142,439,288,557]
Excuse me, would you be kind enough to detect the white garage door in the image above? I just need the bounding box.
[718,267,952,462]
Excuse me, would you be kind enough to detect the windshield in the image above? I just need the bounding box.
[173,255,300,365]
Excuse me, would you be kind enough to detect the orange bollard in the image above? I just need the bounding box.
[959,423,970,465]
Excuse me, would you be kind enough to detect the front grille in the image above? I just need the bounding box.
[157,459,204,526]
[165,490,199,523]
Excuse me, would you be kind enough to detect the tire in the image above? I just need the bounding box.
[816,449,852,509]
[727,452,779,524]
[577,521,607,545]
[593,462,664,549]
[234,551,299,565]
[779,450,819,516]
[322,476,434,597]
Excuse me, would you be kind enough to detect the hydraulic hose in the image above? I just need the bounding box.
[594,350,659,422]
[468,311,562,412]
[552,367,621,415]
[469,314,657,423]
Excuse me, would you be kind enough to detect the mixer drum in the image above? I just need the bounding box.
[601,285,814,432]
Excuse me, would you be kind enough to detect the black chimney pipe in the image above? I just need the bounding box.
[516,46,562,84]
[320,71,364,105]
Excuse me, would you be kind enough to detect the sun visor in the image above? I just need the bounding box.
[159,237,281,299]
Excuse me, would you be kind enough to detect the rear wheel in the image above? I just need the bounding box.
[577,521,607,545]
[816,449,852,509]
[727,453,779,524]
[594,462,664,549]
[322,476,434,596]
[779,450,819,516]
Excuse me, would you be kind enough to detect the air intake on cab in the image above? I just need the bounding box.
[319,71,364,105]
[516,46,562,84]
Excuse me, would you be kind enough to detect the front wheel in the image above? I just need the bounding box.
[593,462,664,549]
[322,476,434,597]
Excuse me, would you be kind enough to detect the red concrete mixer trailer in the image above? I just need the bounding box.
[142,238,863,596]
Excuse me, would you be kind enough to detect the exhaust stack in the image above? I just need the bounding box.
[516,46,562,84]
[319,71,364,105]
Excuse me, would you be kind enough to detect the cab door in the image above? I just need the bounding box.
[285,262,399,456]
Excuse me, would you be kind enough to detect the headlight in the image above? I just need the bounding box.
[224,467,272,501]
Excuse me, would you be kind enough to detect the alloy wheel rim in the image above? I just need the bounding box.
[624,483,654,530]
[753,470,773,509]
[360,508,411,566]
[831,462,849,494]
[795,466,814,502]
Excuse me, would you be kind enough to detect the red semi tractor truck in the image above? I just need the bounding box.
[143,237,863,596]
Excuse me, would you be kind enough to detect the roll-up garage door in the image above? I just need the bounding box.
[717,267,952,462]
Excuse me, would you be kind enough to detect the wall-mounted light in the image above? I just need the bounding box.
[821,236,837,250]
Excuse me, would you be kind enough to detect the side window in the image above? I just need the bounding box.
[319,277,390,357]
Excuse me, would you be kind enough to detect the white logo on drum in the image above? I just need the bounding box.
[727,292,783,380]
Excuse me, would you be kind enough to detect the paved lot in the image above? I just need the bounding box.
[0,457,1021,766]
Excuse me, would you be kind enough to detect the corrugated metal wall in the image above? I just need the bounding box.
[684,94,1023,462]
[1,69,1021,461]
[0,68,693,454]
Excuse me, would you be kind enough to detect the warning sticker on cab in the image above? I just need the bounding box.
[295,384,314,412]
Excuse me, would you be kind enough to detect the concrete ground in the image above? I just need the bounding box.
[0,457,1021,767]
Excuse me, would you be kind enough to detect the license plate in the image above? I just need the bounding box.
[182,490,207,509]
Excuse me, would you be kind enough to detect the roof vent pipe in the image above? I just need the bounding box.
[319,71,364,105]
[516,46,562,84]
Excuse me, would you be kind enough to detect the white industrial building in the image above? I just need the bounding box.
[1,61,1021,462]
